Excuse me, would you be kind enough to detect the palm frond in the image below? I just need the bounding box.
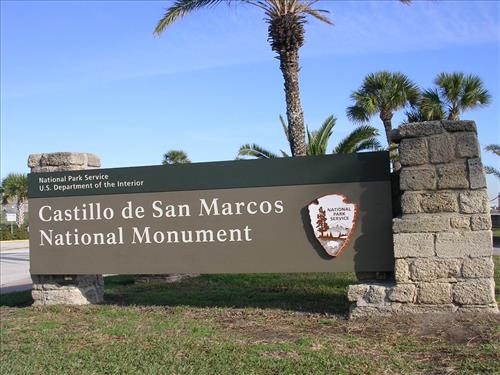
[485,144,500,156]
[333,125,380,154]
[460,73,492,109]
[237,143,279,159]
[352,138,382,153]
[403,108,425,124]
[154,0,227,35]
[301,7,333,25]
[420,88,445,120]
[307,115,335,155]
[484,166,500,179]
[279,114,290,142]
[346,103,371,123]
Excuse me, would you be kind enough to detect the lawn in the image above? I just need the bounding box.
[1,260,499,374]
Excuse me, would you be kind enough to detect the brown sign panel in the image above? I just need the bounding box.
[28,153,393,274]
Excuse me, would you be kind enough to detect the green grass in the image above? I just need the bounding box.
[1,261,499,374]
[493,227,500,238]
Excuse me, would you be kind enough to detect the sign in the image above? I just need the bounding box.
[28,153,393,274]
[5,213,16,222]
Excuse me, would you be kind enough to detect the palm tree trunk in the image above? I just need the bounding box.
[16,200,25,227]
[447,109,460,121]
[278,49,306,156]
[380,110,401,171]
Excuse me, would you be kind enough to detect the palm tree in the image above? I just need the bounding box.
[1,173,28,226]
[420,72,491,121]
[154,0,333,157]
[162,150,191,165]
[347,71,420,148]
[484,144,500,179]
[237,115,381,159]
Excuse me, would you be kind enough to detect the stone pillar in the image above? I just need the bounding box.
[28,152,104,305]
[348,121,498,317]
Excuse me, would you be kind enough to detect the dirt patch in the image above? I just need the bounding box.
[185,307,500,346]
[344,313,500,345]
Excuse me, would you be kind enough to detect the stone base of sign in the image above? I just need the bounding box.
[348,120,499,318]
[348,280,498,318]
[31,275,104,305]
[29,152,104,306]
[134,274,199,284]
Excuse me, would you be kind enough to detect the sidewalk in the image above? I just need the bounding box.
[0,239,29,252]
[0,241,32,294]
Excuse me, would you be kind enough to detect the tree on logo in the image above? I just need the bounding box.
[316,207,329,237]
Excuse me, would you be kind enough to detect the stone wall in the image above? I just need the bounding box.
[348,120,498,317]
[29,152,104,305]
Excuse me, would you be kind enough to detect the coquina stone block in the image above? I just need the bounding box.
[393,214,451,233]
[398,121,443,138]
[399,166,436,191]
[86,153,101,168]
[400,192,422,214]
[450,215,470,230]
[457,306,499,314]
[366,285,387,304]
[467,158,487,189]
[417,283,453,304]
[399,137,428,166]
[393,233,435,258]
[408,258,461,281]
[394,259,410,283]
[429,134,455,164]
[347,284,370,302]
[396,304,457,314]
[455,132,479,158]
[470,214,491,231]
[453,279,495,305]
[461,257,494,278]
[387,284,416,303]
[459,190,489,214]
[420,191,458,213]
[27,154,43,167]
[441,120,476,133]
[435,231,492,258]
[44,152,86,166]
[436,162,468,189]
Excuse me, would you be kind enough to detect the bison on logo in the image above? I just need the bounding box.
[308,194,357,257]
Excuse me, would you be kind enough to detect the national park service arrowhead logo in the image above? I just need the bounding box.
[308,194,357,257]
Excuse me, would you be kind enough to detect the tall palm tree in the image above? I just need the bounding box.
[237,115,381,159]
[162,150,191,165]
[347,71,420,148]
[154,0,333,156]
[1,173,28,226]
[420,72,491,121]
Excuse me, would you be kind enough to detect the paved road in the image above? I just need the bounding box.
[1,241,32,294]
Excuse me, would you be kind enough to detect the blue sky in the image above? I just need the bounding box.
[1,0,499,199]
